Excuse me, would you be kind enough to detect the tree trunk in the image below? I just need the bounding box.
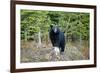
[24,29,27,41]
[38,31,42,47]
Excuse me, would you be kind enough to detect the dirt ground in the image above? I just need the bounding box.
[21,41,89,63]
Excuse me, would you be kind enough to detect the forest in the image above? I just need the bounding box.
[20,9,90,62]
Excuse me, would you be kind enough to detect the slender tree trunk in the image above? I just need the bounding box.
[24,29,27,41]
[38,30,42,47]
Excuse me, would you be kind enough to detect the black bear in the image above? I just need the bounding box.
[49,24,65,55]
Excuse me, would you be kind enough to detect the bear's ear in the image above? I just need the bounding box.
[50,24,53,28]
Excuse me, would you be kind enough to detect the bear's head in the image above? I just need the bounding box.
[50,24,60,34]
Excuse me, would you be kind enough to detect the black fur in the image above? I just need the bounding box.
[49,25,65,53]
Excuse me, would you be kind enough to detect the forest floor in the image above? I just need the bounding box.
[21,41,89,63]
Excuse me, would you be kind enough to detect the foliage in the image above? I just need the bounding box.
[21,10,90,42]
